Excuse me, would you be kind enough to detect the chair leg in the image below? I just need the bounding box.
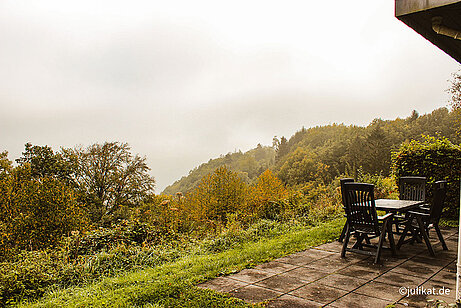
[375,218,391,264]
[387,220,397,257]
[375,231,386,264]
[338,222,347,242]
[416,216,435,257]
[352,234,365,250]
[341,224,351,258]
[434,224,448,250]
[397,220,412,249]
[364,234,371,244]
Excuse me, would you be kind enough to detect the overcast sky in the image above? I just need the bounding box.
[0,1,459,192]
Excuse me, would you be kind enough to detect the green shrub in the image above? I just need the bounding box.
[291,179,343,224]
[356,171,399,199]
[0,251,63,306]
[392,136,461,218]
[64,220,176,258]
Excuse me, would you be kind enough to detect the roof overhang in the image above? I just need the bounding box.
[395,0,461,64]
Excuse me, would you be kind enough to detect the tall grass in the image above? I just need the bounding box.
[18,218,344,307]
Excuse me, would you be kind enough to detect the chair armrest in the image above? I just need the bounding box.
[417,205,430,212]
[377,213,394,220]
[407,211,430,217]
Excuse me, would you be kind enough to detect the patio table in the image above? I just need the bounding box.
[375,199,425,212]
[375,199,426,237]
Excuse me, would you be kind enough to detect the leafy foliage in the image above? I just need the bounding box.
[15,219,343,308]
[0,222,181,307]
[187,166,248,225]
[274,108,460,182]
[448,69,461,134]
[0,151,12,175]
[249,170,289,220]
[0,165,87,259]
[278,147,330,185]
[448,69,461,111]
[16,143,71,181]
[62,142,156,224]
[392,136,461,218]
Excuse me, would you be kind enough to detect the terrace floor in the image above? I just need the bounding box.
[198,227,459,307]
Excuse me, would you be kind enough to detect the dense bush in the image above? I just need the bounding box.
[392,136,461,218]
[188,166,248,224]
[0,251,64,306]
[293,179,343,224]
[356,171,399,199]
[64,220,173,257]
[249,170,289,220]
[0,165,87,259]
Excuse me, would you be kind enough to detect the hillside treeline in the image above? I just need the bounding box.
[163,144,275,195]
[164,107,460,193]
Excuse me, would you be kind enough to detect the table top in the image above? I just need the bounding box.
[375,199,425,212]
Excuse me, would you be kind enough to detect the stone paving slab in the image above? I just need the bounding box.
[266,294,324,308]
[197,227,459,307]
[289,283,348,305]
[353,281,403,302]
[373,269,427,287]
[255,273,307,293]
[282,266,330,283]
[326,292,391,308]
[229,268,277,284]
[231,284,283,303]
[254,261,298,274]
[197,276,248,293]
[315,273,369,292]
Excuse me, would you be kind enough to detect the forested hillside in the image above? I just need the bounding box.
[163,107,460,193]
[163,144,275,195]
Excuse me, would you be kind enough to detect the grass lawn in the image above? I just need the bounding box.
[19,218,344,308]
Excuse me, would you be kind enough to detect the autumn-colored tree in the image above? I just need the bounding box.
[250,170,288,219]
[62,142,156,223]
[188,166,247,224]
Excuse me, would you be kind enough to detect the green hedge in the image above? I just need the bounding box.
[392,136,461,219]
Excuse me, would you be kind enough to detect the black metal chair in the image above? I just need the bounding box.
[396,181,448,256]
[341,182,396,264]
[338,178,354,242]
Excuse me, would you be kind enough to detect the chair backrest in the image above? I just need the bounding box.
[429,180,447,224]
[343,182,380,234]
[340,178,354,208]
[399,176,426,201]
